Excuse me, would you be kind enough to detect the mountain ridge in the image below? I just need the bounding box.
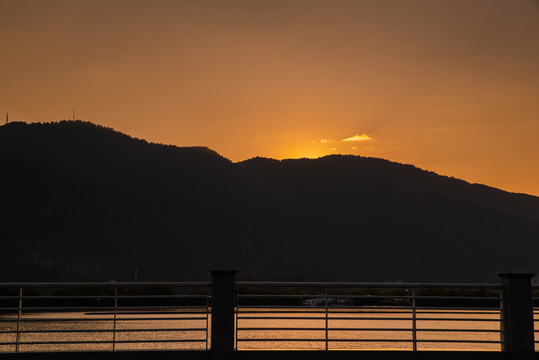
[1,121,538,282]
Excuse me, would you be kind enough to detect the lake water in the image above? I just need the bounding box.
[0,307,519,353]
[236,308,502,351]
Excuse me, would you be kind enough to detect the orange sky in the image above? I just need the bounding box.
[1,0,539,196]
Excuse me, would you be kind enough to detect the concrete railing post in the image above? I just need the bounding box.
[498,273,535,354]
[210,270,237,360]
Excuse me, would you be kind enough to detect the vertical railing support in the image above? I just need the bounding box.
[325,287,329,351]
[498,272,535,355]
[15,287,22,353]
[412,287,417,352]
[211,270,237,360]
[206,295,210,351]
[112,286,118,352]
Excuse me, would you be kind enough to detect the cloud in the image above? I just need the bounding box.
[341,134,372,142]
[312,138,333,144]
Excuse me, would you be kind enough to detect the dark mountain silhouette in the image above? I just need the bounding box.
[1,120,538,282]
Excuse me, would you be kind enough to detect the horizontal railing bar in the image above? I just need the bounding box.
[236,305,501,311]
[415,340,502,344]
[238,294,500,301]
[112,339,207,343]
[9,339,207,346]
[237,308,406,312]
[328,339,502,344]
[236,338,411,342]
[8,305,199,311]
[237,327,408,331]
[0,343,132,347]
[0,315,209,322]
[114,316,208,320]
[236,327,500,333]
[237,316,328,320]
[111,306,203,310]
[113,328,207,333]
[336,328,500,333]
[413,317,501,322]
[330,316,500,322]
[4,328,208,334]
[90,309,209,313]
[236,339,329,342]
[0,309,498,316]
[237,316,412,321]
[7,315,497,322]
[237,316,500,322]
[235,309,500,315]
[238,294,413,299]
[414,310,500,314]
[236,307,414,312]
[414,296,501,301]
[387,306,500,312]
[236,305,371,310]
[0,306,116,311]
[236,310,412,314]
[237,327,326,331]
[2,295,498,303]
[415,329,501,333]
[118,306,209,310]
[0,342,105,346]
[4,327,501,335]
[0,307,206,312]
[7,295,116,300]
[236,338,501,344]
[0,282,211,288]
[236,309,331,313]
[11,295,209,300]
[413,307,501,312]
[117,295,209,299]
[237,281,503,289]
[236,306,414,311]
[12,316,207,322]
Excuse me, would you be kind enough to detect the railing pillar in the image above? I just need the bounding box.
[498,272,535,355]
[210,270,237,360]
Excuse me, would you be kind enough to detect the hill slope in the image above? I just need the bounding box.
[1,121,538,282]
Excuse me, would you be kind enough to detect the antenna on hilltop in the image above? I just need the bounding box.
[73,110,75,121]
[5,112,7,125]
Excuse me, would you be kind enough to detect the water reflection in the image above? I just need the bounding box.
[0,307,509,352]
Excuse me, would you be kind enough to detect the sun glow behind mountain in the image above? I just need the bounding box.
[1,0,539,195]
[282,133,376,159]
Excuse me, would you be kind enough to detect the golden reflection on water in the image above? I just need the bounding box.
[236,308,501,351]
[0,308,526,352]
[0,311,207,352]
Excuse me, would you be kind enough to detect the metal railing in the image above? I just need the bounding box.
[0,281,210,353]
[235,282,504,351]
[0,272,536,355]
[530,284,539,350]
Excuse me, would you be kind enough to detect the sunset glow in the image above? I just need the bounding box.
[1,0,538,195]
[342,134,373,142]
